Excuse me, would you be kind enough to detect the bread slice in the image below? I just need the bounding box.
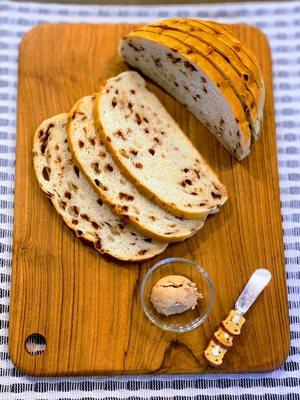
[119,31,252,160]
[67,95,205,242]
[139,25,260,137]
[33,113,167,261]
[144,19,264,137]
[95,71,228,219]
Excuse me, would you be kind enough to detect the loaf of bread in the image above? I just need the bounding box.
[95,71,227,219]
[139,22,262,138]
[151,18,265,137]
[68,95,205,242]
[33,113,167,261]
[119,19,265,159]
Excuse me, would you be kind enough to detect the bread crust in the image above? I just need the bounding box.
[194,19,265,131]
[190,19,264,85]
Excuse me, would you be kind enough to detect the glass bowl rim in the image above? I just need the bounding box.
[140,257,215,333]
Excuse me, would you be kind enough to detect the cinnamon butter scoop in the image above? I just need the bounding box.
[151,275,203,316]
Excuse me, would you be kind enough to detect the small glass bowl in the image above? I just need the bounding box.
[140,257,214,333]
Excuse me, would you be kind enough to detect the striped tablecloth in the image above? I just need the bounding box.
[0,0,299,399]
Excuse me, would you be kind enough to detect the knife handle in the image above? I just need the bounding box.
[214,326,234,347]
[204,339,228,366]
[222,309,246,336]
[204,310,246,366]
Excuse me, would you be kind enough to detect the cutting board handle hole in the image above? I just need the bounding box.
[25,333,46,356]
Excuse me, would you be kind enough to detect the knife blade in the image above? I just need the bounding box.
[235,268,272,316]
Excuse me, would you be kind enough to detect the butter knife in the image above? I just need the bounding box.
[204,268,272,366]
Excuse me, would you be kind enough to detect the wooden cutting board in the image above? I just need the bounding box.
[9,23,290,376]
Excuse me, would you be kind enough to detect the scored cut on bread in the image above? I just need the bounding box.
[191,18,265,128]
[95,71,228,219]
[150,19,259,80]
[139,25,260,137]
[33,113,167,261]
[152,19,263,88]
[119,31,252,160]
[67,95,205,242]
[199,20,264,82]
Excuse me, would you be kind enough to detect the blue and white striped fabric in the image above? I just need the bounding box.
[0,0,299,399]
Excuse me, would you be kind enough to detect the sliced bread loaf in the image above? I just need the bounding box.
[139,25,260,137]
[33,113,167,261]
[95,71,228,219]
[119,31,252,160]
[144,19,264,137]
[67,95,205,242]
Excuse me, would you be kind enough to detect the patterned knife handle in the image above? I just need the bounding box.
[204,310,246,366]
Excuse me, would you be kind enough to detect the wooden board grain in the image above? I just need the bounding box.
[9,23,290,376]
